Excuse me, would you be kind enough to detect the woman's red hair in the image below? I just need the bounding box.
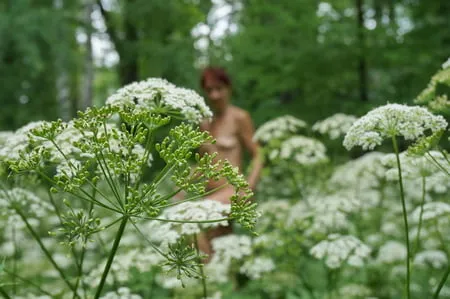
[200,67,232,89]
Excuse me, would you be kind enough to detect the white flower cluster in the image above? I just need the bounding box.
[0,131,13,146]
[411,202,450,223]
[308,193,360,233]
[12,295,51,299]
[329,152,387,193]
[287,194,359,234]
[106,78,212,123]
[85,247,164,288]
[0,121,46,160]
[206,291,223,299]
[383,151,448,180]
[376,241,406,264]
[256,199,291,230]
[442,57,450,69]
[100,287,142,299]
[285,201,312,227]
[239,256,275,279]
[312,113,357,140]
[0,188,53,219]
[253,115,307,143]
[414,250,448,269]
[343,104,447,151]
[143,200,230,247]
[269,136,328,165]
[310,234,371,269]
[205,234,253,283]
[338,284,372,298]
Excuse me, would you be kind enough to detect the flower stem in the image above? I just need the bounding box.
[413,176,426,256]
[15,209,78,296]
[94,216,128,299]
[433,265,450,299]
[392,136,411,299]
[0,286,11,299]
[3,268,53,297]
[193,234,208,299]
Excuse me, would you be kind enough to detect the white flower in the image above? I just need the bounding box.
[256,199,291,230]
[271,135,328,166]
[106,78,212,123]
[414,250,448,269]
[85,247,163,289]
[100,287,142,299]
[343,104,447,150]
[205,234,253,282]
[330,152,387,189]
[206,291,223,299]
[312,113,357,140]
[377,241,407,264]
[253,115,307,143]
[339,284,372,297]
[0,121,46,160]
[0,188,53,219]
[142,200,231,247]
[310,234,371,269]
[442,57,450,69]
[240,257,275,279]
[411,202,450,222]
[0,131,13,147]
[382,150,449,180]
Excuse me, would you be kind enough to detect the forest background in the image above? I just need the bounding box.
[1,0,449,135]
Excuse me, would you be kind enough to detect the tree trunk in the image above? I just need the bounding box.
[97,0,139,85]
[356,0,368,102]
[80,0,94,110]
[54,0,72,120]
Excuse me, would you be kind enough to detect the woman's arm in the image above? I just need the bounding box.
[237,111,264,192]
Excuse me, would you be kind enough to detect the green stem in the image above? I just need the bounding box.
[3,268,53,296]
[426,152,450,176]
[288,166,304,200]
[433,266,450,299]
[392,136,411,299]
[15,209,78,296]
[413,176,426,256]
[193,234,207,299]
[137,216,230,224]
[434,220,449,255]
[160,184,229,208]
[297,270,317,299]
[73,201,95,299]
[37,170,121,213]
[12,225,16,296]
[0,286,11,299]
[94,216,128,299]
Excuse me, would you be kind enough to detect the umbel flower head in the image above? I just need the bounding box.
[343,104,447,151]
[309,234,371,269]
[106,77,213,123]
[269,135,328,166]
[253,115,307,143]
[312,113,357,140]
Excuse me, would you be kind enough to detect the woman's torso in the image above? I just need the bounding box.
[200,106,244,192]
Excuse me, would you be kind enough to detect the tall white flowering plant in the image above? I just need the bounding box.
[254,115,329,200]
[343,103,448,299]
[0,78,257,298]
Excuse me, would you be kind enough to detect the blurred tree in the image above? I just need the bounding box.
[96,0,212,88]
[0,0,84,129]
[210,0,449,126]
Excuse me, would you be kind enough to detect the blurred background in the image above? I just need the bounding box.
[1,0,449,130]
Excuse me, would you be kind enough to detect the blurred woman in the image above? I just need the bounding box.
[197,66,263,259]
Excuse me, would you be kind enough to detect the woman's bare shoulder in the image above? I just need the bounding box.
[230,105,251,122]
